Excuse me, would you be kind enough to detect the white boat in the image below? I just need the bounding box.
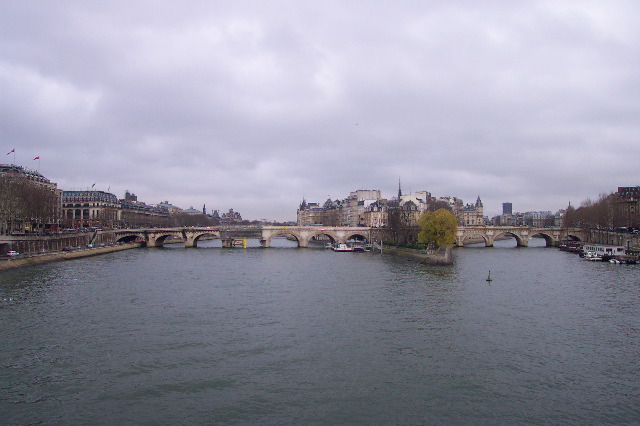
[583,251,603,261]
[332,243,354,252]
[608,255,638,264]
[581,244,626,258]
[580,244,628,262]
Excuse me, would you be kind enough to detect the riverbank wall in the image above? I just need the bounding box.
[0,243,141,273]
[375,244,453,265]
[0,231,119,256]
[584,229,640,249]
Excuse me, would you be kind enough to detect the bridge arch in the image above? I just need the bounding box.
[0,242,11,255]
[146,232,184,247]
[116,234,142,244]
[309,232,337,245]
[494,231,527,247]
[460,233,489,246]
[261,231,304,248]
[345,233,369,242]
[528,232,556,247]
[188,231,221,248]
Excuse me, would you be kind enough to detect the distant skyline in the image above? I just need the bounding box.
[2,1,639,221]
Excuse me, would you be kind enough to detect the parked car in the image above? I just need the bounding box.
[7,251,19,256]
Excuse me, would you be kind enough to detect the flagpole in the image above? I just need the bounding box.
[6,149,16,164]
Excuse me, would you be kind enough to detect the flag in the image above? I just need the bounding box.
[33,156,40,160]
[91,183,96,188]
[7,148,14,155]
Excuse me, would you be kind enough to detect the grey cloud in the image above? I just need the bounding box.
[2,1,639,220]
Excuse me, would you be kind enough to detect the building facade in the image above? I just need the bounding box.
[220,208,243,223]
[62,190,120,229]
[297,200,328,225]
[120,199,170,228]
[459,196,484,226]
[616,186,640,228]
[363,200,388,227]
[503,202,513,215]
[399,190,433,213]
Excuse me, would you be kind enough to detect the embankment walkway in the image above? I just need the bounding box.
[0,243,141,273]
[374,243,453,265]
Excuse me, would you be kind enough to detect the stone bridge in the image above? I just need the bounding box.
[260,226,371,248]
[456,226,585,247]
[114,226,372,248]
[115,227,222,247]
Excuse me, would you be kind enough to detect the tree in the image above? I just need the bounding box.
[562,204,577,228]
[171,213,214,227]
[427,199,452,212]
[0,174,59,234]
[570,192,620,229]
[418,208,458,248]
[384,203,419,244]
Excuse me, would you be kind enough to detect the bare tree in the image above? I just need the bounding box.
[569,192,632,230]
[0,175,59,234]
[384,205,419,245]
[171,213,214,227]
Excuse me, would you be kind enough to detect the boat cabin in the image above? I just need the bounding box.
[580,244,626,257]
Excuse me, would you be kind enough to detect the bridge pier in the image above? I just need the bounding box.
[147,236,164,247]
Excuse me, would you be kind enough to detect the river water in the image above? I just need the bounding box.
[1,238,638,424]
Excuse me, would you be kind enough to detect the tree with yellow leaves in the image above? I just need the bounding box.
[418,208,458,248]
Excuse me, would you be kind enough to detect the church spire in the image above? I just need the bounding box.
[398,177,402,199]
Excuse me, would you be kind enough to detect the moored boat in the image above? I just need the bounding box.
[608,255,638,264]
[332,243,354,252]
[579,244,626,261]
[558,241,583,253]
[583,251,603,261]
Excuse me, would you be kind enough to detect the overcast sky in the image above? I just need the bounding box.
[2,1,639,220]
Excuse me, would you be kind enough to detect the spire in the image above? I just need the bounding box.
[476,196,483,207]
[398,177,402,199]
